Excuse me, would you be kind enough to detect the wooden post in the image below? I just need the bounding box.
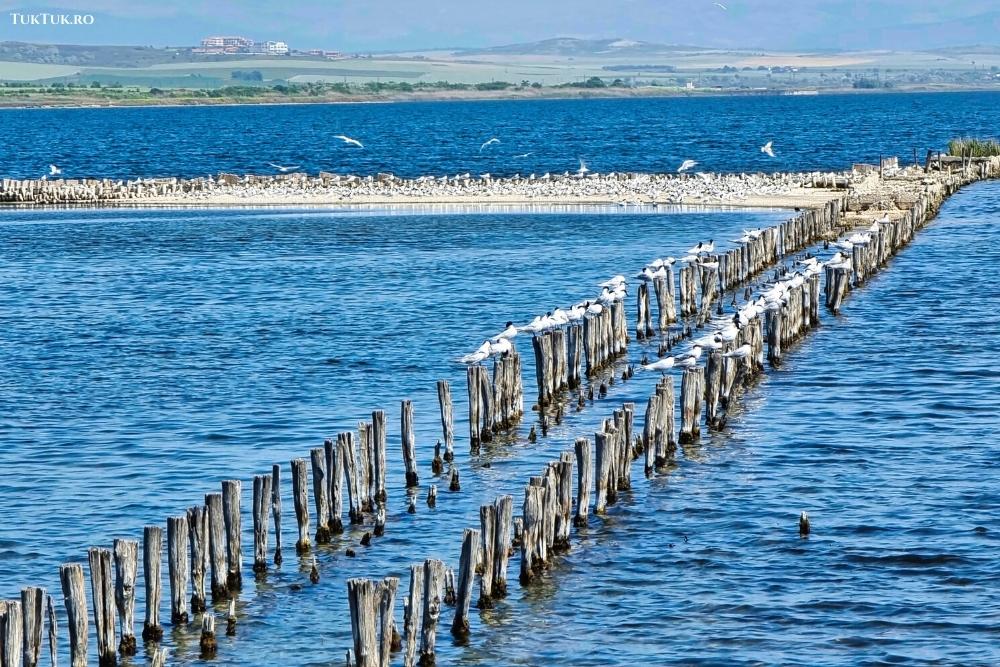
[311,447,331,543]
[347,579,380,667]
[573,437,591,526]
[477,505,495,608]
[112,539,138,656]
[199,613,217,659]
[272,463,283,565]
[419,559,444,666]
[205,493,228,602]
[291,457,311,553]
[519,484,544,584]
[60,563,89,666]
[678,368,704,444]
[555,453,573,549]
[327,438,345,535]
[21,587,44,667]
[166,516,190,625]
[372,409,388,503]
[142,526,163,640]
[1,600,23,667]
[705,350,723,430]
[252,473,273,573]
[341,432,364,524]
[401,400,419,487]
[436,380,454,462]
[466,366,481,450]
[492,495,513,597]
[222,479,243,591]
[403,565,423,667]
[378,577,400,667]
[88,547,117,665]
[187,507,208,614]
[594,431,611,514]
[358,422,374,512]
[451,528,479,636]
[46,595,56,667]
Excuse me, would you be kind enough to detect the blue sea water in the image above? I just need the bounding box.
[0,93,998,666]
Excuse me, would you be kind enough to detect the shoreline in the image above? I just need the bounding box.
[0,83,996,111]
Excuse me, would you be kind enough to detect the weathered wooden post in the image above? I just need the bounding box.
[221,479,243,591]
[0,600,24,667]
[436,380,454,462]
[492,495,513,596]
[21,586,44,667]
[347,579,380,667]
[378,577,400,667]
[403,565,423,667]
[419,559,445,666]
[341,432,364,525]
[142,526,163,640]
[88,547,117,665]
[327,437,345,535]
[166,516,190,625]
[311,447,331,543]
[46,595,56,667]
[401,399,420,487]
[199,613,217,659]
[112,539,138,656]
[451,528,479,636]
[187,506,208,613]
[594,431,611,514]
[357,422,374,512]
[573,437,591,526]
[60,563,89,666]
[291,457,311,553]
[271,463,283,565]
[678,367,704,444]
[252,474,273,574]
[372,409,388,503]
[477,505,495,608]
[205,493,228,601]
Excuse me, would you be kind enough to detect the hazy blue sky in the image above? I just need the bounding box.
[2,1,998,51]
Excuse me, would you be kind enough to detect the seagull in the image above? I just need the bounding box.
[688,240,715,255]
[513,152,534,159]
[761,141,775,158]
[676,345,703,365]
[678,159,698,173]
[586,302,604,316]
[714,2,728,9]
[641,357,676,374]
[492,321,518,342]
[458,341,491,365]
[489,337,512,356]
[480,137,500,152]
[724,344,752,359]
[49,164,62,176]
[599,275,626,288]
[577,158,590,176]
[269,163,300,172]
[334,135,364,148]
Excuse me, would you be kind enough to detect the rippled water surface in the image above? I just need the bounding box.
[1,96,999,666]
[0,91,998,179]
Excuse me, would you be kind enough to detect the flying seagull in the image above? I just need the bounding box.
[678,159,698,173]
[513,151,534,158]
[714,2,728,9]
[334,135,364,148]
[761,141,775,157]
[577,158,590,176]
[49,164,62,176]
[269,163,301,172]
[480,137,500,152]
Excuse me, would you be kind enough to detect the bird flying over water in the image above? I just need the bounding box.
[577,158,590,176]
[761,141,775,158]
[678,159,698,173]
[513,152,534,158]
[480,137,500,152]
[49,164,62,176]
[269,163,300,172]
[334,135,364,148]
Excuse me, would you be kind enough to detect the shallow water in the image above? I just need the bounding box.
[1,94,999,666]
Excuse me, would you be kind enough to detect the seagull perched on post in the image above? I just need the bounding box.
[641,356,676,374]
[269,163,300,172]
[480,137,500,152]
[761,141,775,158]
[678,159,698,173]
[334,135,364,148]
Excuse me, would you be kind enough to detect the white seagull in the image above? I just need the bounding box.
[714,2,728,9]
[678,159,698,173]
[724,344,752,359]
[480,137,500,152]
[761,141,775,158]
[334,135,364,148]
[492,321,518,342]
[459,341,491,365]
[577,158,590,176]
[513,152,533,158]
[641,357,676,374]
[49,164,62,176]
[269,163,300,172]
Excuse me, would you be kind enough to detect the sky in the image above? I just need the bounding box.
[1,1,998,52]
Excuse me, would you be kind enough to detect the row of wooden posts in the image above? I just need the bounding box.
[5,163,987,667]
